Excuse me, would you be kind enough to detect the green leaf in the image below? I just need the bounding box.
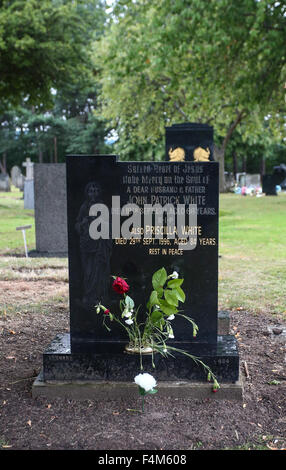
[149,290,159,307]
[156,287,164,298]
[138,386,146,396]
[152,268,167,291]
[268,380,280,386]
[151,310,163,325]
[173,286,186,303]
[167,279,184,289]
[159,299,177,316]
[147,388,158,395]
[164,289,179,306]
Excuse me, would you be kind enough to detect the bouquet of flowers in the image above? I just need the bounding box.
[95,267,219,395]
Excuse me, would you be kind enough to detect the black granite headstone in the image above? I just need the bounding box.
[41,148,239,384]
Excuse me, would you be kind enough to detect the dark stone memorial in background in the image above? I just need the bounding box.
[166,123,214,163]
[36,124,240,396]
[262,163,286,196]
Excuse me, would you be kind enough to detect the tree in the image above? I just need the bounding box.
[0,0,105,108]
[0,0,110,170]
[94,0,285,190]
[223,128,286,177]
[0,86,110,170]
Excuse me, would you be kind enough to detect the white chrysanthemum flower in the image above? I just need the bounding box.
[125,318,133,325]
[134,373,157,392]
[171,271,179,279]
[168,333,175,339]
[167,314,175,320]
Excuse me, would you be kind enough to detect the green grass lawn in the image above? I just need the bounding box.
[0,186,35,254]
[219,192,286,315]
[0,188,285,317]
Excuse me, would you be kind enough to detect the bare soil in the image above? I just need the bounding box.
[0,278,285,452]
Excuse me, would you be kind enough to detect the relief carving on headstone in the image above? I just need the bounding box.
[75,181,112,308]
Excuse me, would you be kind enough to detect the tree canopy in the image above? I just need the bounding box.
[0,0,109,171]
[0,0,105,108]
[95,0,285,188]
[0,0,285,182]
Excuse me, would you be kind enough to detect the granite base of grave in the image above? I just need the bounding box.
[33,332,242,400]
[33,371,243,401]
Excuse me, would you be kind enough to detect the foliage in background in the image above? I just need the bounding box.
[0,0,285,174]
[0,0,103,107]
[94,0,285,189]
[220,130,286,176]
[0,0,109,170]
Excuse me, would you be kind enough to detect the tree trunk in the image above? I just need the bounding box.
[54,136,58,163]
[233,151,237,179]
[213,145,226,193]
[214,109,247,193]
[0,152,7,174]
[242,155,247,173]
[260,156,266,185]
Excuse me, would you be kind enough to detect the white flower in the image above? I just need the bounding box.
[123,311,133,318]
[125,318,133,325]
[167,314,175,320]
[168,326,174,338]
[134,373,157,392]
[171,271,179,279]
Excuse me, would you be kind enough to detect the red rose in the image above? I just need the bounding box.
[104,309,110,315]
[112,277,130,294]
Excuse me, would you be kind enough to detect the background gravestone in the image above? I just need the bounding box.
[0,174,10,192]
[166,123,214,162]
[23,180,34,210]
[22,158,34,180]
[244,174,261,187]
[34,163,67,254]
[11,166,22,187]
[23,158,35,210]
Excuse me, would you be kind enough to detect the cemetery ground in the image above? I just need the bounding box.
[0,188,285,451]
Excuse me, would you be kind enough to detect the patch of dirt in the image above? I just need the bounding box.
[0,280,285,451]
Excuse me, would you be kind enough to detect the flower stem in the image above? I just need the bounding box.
[142,396,145,413]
